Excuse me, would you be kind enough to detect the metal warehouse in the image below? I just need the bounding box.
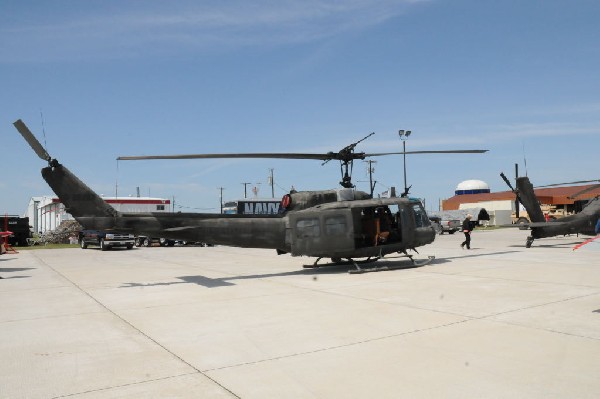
[25,196,171,233]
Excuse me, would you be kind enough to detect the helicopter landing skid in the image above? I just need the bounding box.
[303,256,379,270]
[348,255,435,274]
[303,254,435,274]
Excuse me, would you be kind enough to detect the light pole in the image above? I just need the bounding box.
[398,129,412,197]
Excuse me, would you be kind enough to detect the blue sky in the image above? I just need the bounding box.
[2,0,599,215]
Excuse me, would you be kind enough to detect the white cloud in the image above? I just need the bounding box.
[2,0,426,62]
[480,123,599,141]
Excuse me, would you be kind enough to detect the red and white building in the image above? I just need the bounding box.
[25,196,171,233]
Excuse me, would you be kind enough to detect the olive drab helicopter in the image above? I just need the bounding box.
[14,119,487,273]
[500,172,600,248]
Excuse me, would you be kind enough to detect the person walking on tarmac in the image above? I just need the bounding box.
[460,214,473,249]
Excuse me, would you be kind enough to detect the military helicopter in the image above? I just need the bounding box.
[500,172,600,248]
[14,119,487,272]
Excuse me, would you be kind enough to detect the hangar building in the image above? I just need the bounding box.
[442,179,600,225]
[25,196,171,233]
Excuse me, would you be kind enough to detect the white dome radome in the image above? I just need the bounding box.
[455,180,490,195]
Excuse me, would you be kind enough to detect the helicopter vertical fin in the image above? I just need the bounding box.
[41,163,119,219]
[13,119,118,220]
[515,176,545,223]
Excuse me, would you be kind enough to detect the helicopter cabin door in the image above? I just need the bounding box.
[289,209,354,257]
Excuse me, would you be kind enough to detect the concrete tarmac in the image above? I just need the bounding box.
[1,228,599,398]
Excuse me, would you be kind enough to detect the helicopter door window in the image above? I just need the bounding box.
[296,218,320,238]
[324,215,346,236]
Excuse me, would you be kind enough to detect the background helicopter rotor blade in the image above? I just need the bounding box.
[13,119,51,162]
[535,179,600,188]
[568,183,600,200]
[365,149,488,156]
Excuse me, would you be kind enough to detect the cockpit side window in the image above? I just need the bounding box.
[296,218,320,237]
[412,203,430,228]
[324,215,346,236]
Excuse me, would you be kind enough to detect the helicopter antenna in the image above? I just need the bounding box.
[39,110,49,156]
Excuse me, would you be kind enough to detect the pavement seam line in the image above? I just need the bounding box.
[50,372,198,399]
[204,317,474,372]
[29,251,242,399]
[320,284,600,341]
[205,290,600,373]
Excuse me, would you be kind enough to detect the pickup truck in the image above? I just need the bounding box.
[439,219,461,234]
[79,230,135,250]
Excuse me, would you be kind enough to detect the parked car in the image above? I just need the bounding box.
[79,230,135,250]
[439,219,461,234]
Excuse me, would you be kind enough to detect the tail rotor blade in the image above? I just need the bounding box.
[13,119,51,162]
[500,172,525,205]
[500,172,516,192]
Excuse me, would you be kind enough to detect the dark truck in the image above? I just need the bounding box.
[1,216,32,246]
[79,230,135,250]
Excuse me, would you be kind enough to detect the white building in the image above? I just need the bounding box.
[25,196,171,233]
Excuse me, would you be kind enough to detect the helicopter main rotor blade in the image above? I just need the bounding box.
[365,149,488,156]
[117,152,366,162]
[118,149,487,161]
[13,119,51,162]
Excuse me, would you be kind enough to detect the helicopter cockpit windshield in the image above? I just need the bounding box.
[412,203,431,228]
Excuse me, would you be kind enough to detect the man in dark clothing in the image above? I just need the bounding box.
[460,214,473,249]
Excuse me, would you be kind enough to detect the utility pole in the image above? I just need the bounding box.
[515,163,520,219]
[268,168,275,198]
[364,160,377,198]
[241,182,251,198]
[218,187,225,214]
